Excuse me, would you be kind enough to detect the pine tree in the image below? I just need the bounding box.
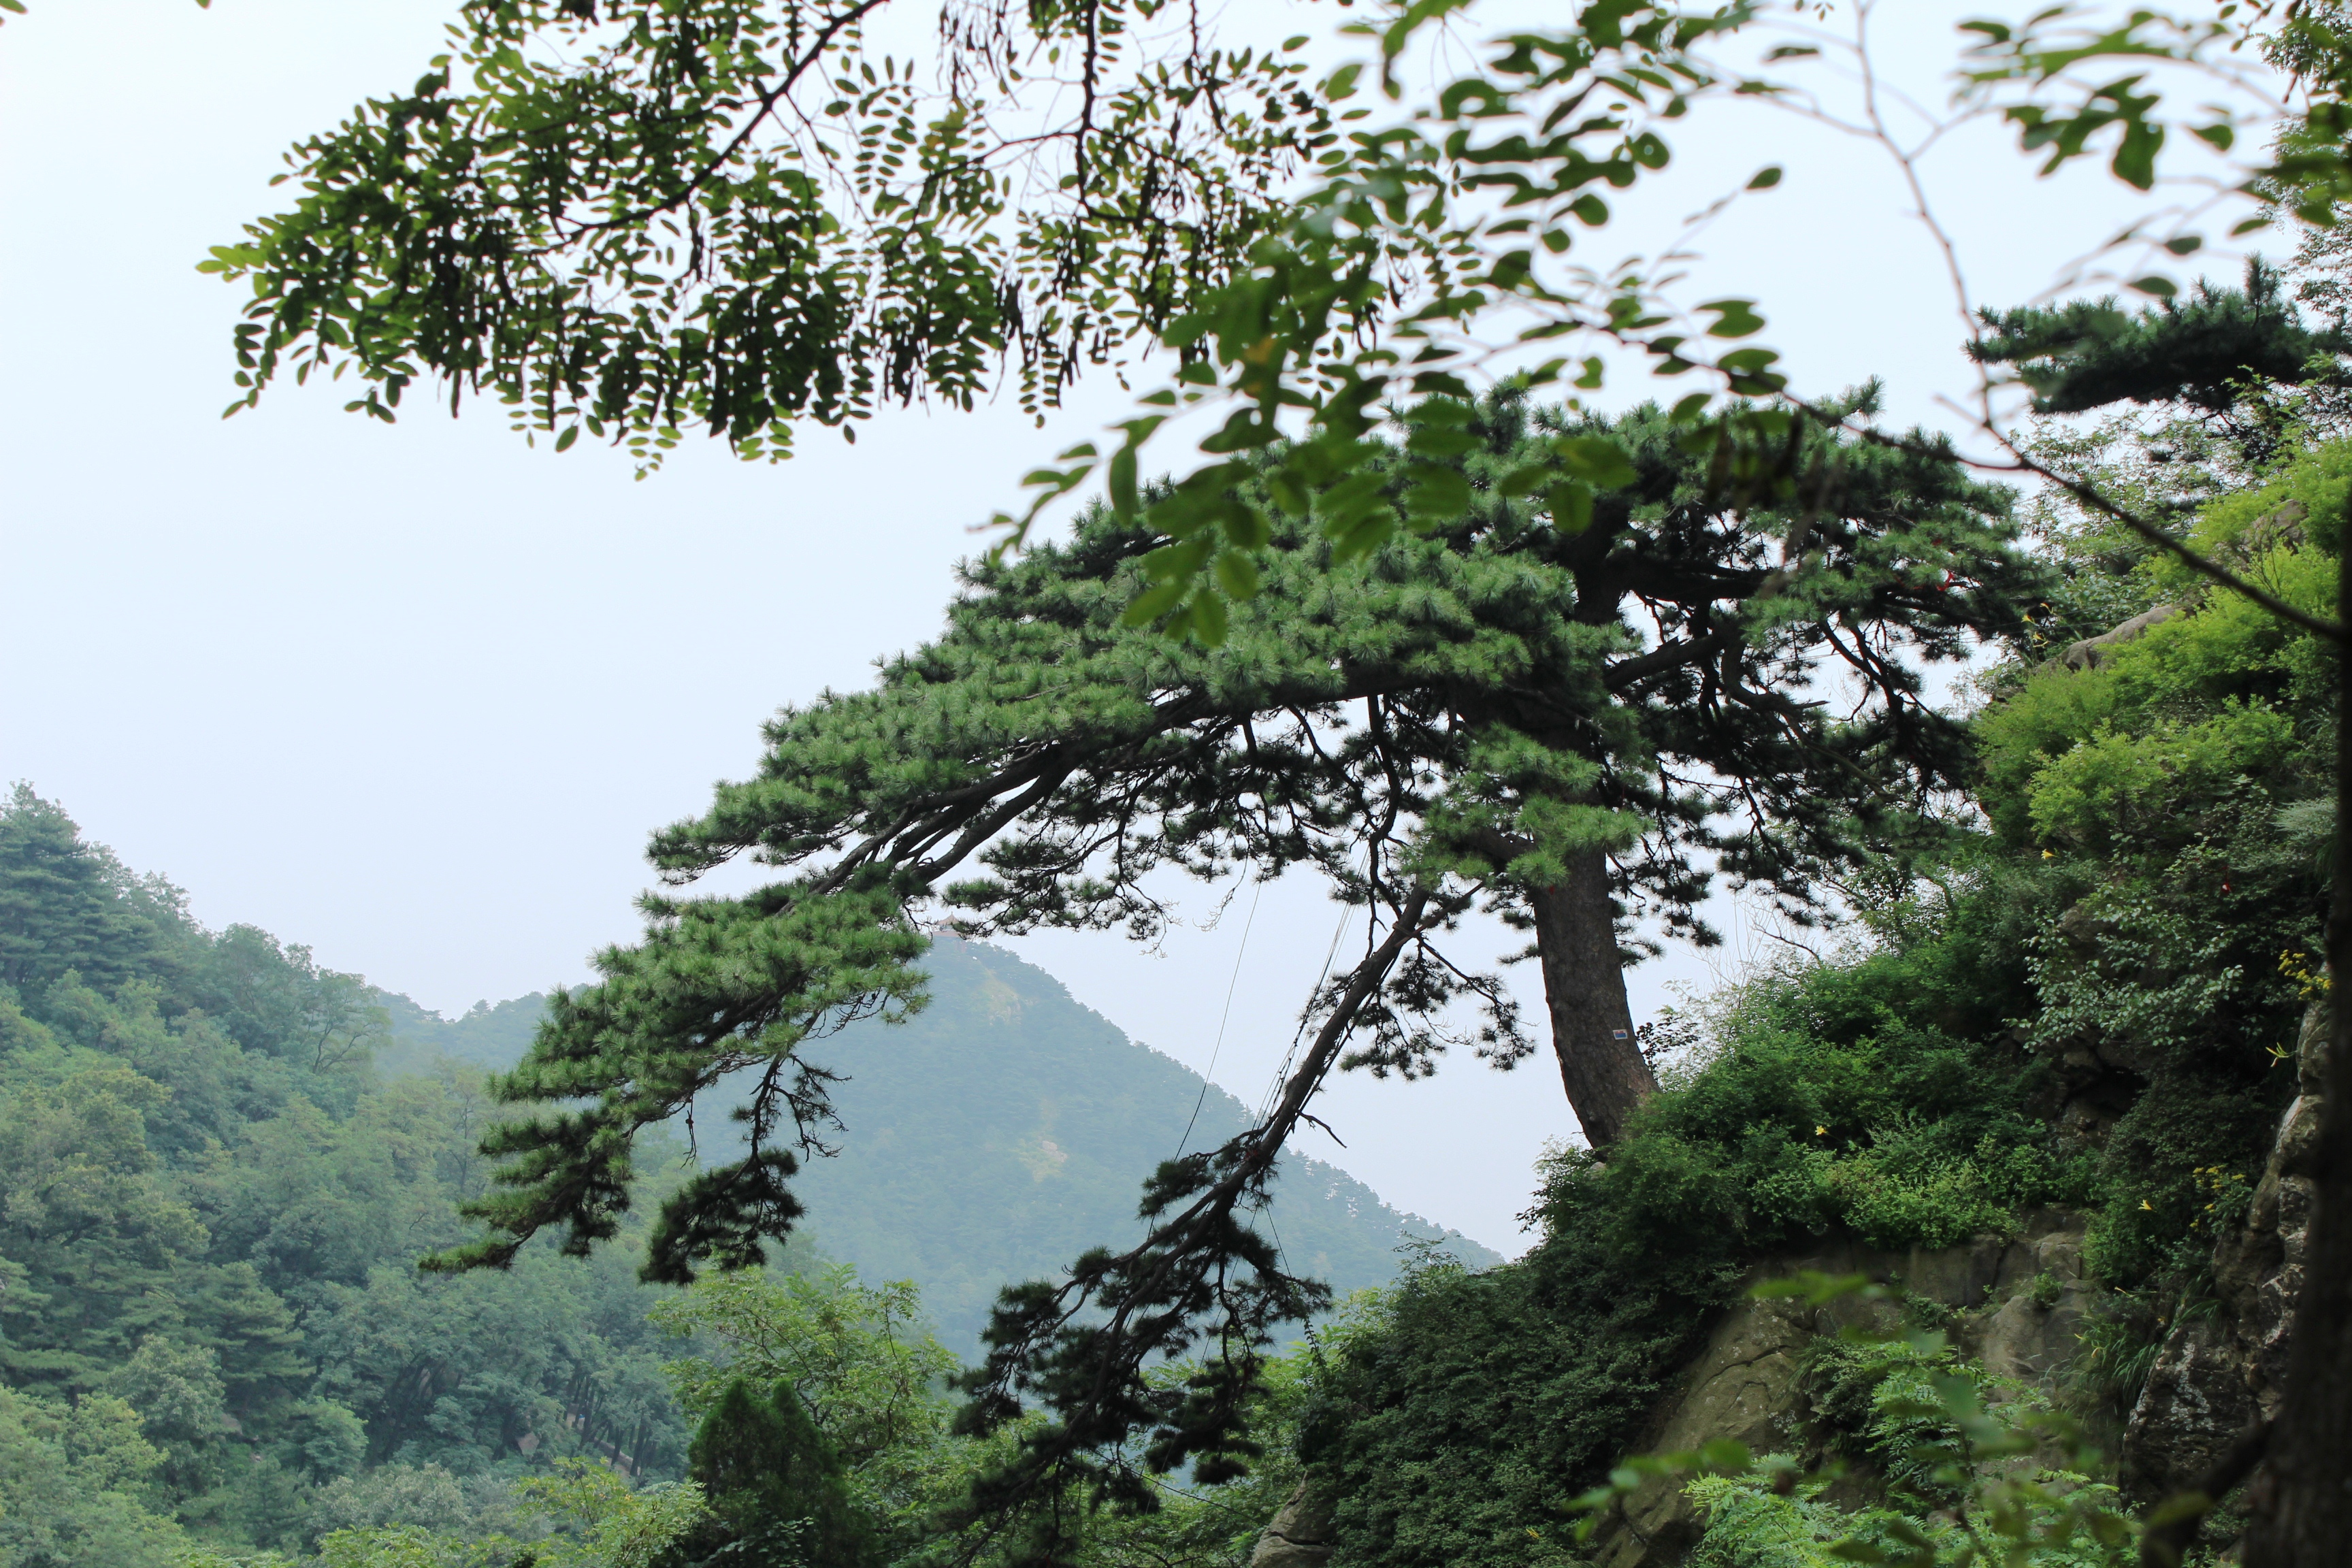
[436,390,2032,1547]
[1970,257,2351,419]
[668,1379,878,1568]
[0,786,165,1000]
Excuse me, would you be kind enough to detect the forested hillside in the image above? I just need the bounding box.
[395,938,1494,1354]
[0,787,1484,1562]
[0,786,696,1559]
[374,994,547,1079]
[785,935,1495,1353]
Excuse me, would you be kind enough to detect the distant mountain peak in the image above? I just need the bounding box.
[379,930,1500,1356]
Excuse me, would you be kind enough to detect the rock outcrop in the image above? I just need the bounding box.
[1588,1213,2093,1568]
[2119,996,2327,1499]
[1249,1478,1336,1568]
[2059,603,2183,671]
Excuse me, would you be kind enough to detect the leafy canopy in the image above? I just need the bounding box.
[200,0,1358,463]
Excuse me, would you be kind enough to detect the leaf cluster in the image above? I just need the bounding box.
[203,0,1348,462]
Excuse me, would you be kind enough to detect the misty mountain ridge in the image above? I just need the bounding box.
[376,935,1499,1353]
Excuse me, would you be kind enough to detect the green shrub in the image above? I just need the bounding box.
[1799,1335,1955,1454]
[1316,1242,1722,1568]
[1695,1345,2132,1568]
[1310,908,2091,1568]
[1686,1476,1921,1568]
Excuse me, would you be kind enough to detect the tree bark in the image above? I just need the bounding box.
[1527,846,1659,1149]
[2241,540,2352,1566]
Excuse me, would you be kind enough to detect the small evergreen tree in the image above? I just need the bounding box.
[0,785,167,998]
[668,1379,878,1568]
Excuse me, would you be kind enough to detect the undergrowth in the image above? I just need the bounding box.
[1308,849,2291,1568]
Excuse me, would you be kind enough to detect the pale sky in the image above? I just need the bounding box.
[0,1,2272,1252]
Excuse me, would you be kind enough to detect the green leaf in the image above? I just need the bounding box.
[1749,1271,1878,1304]
[1495,463,1552,499]
[1120,579,1188,627]
[1316,469,1392,532]
[1548,480,1595,535]
[2129,275,2178,298]
[1695,1438,1751,1471]
[1699,299,1766,339]
[1200,410,1275,453]
[554,425,580,453]
[2147,1491,2214,1528]
[1746,165,1782,189]
[1142,536,1213,582]
[2112,116,2163,191]
[1328,512,1396,564]
[1109,446,1139,517]
[1551,435,1636,489]
[1403,463,1473,523]
[1406,424,1479,457]
[1668,393,1710,424]
[1188,589,1229,645]
[1215,549,1261,599]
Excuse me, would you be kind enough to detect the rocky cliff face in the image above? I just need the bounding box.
[1588,1000,2327,1565]
[1583,1213,2098,1568]
[2119,997,2328,1503]
[1593,1004,2327,1564]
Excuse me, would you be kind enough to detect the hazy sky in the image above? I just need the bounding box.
[0,1,2271,1252]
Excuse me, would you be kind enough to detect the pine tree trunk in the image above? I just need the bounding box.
[1527,847,1659,1150]
[2242,541,2352,1565]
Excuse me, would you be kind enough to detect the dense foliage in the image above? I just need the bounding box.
[410,386,2026,1562]
[7,331,2336,1568]
[0,788,697,1559]
[0,789,1466,1567]
[1,445,2333,1568]
[20,0,2352,1552]
[202,0,1358,461]
[1279,420,2336,1568]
